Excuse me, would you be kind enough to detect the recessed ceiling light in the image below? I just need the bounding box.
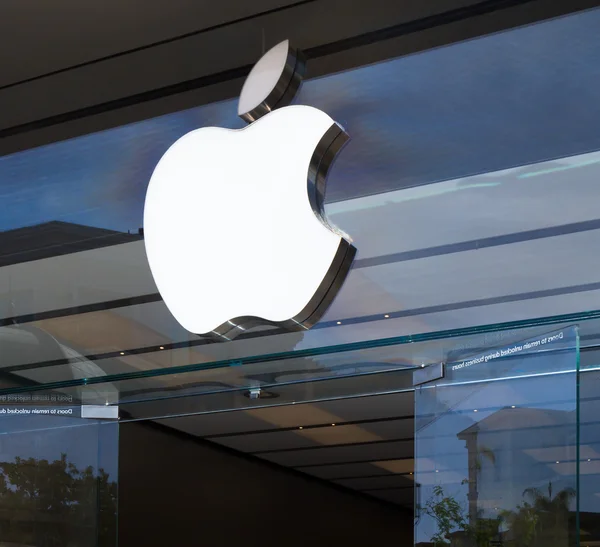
[384,314,390,318]
[298,426,303,430]
[511,405,516,408]
[159,346,165,350]
[473,409,478,413]
[120,352,125,355]
[435,470,439,473]
[588,459,592,462]
[336,321,342,325]
[331,423,336,427]
[409,472,413,475]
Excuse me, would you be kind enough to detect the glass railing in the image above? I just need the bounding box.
[1,310,600,417]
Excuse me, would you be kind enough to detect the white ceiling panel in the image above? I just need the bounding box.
[155,410,280,437]
[315,393,414,422]
[300,462,393,480]
[361,418,414,440]
[215,430,321,452]
[226,426,383,454]
[261,440,413,467]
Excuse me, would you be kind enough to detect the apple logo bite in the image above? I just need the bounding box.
[143,40,356,340]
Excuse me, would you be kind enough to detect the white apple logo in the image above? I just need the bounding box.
[144,40,355,340]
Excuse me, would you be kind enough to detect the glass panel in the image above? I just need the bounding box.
[0,399,118,547]
[576,368,600,546]
[0,314,596,403]
[415,326,580,547]
[1,8,600,387]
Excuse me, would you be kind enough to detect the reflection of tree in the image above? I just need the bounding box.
[421,485,467,546]
[420,485,500,547]
[500,482,575,547]
[0,454,116,547]
[420,481,575,547]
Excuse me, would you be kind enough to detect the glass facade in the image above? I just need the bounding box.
[415,327,580,546]
[0,410,118,547]
[0,5,600,547]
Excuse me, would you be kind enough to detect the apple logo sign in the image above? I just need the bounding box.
[144,40,356,340]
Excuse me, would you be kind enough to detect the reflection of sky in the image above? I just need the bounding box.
[0,418,118,478]
[1,8,600,234]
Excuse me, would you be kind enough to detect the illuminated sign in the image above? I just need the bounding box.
[144,41,355,339]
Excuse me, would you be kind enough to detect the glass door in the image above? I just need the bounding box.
[414,326,580,547]
[0,399,118,547]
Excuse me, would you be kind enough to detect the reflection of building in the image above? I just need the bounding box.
[0,221,142,267]
[458,407,579,545]
[458,407,576,522]
[416,402,595,547]
[0,324,117,404]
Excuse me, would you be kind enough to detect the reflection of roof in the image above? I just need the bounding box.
[457,407,574,439]
[0,221,142,267]
[0,325,113,401]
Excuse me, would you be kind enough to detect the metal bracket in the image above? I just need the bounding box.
[413,363,445,387]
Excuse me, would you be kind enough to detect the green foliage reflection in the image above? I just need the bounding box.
[420,481,575,547]
[0,454,117,547]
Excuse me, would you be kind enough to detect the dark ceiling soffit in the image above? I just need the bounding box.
[0,0,590,141]
[362,485,415,492]
[0,0,319,94]
[122,418,411,513]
